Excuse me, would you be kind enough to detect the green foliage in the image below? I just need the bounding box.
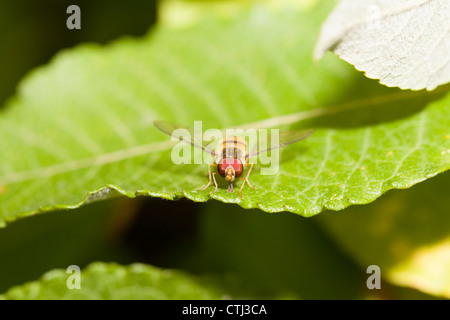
[0,1,448,225]
[0,262,224,300]
[0,200,123,293]
[318,171,450,298]
[179,201,365,299]
[0,0,448,301]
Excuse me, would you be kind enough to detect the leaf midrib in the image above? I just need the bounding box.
[0,88,443,186]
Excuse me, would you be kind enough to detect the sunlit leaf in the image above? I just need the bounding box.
[314,0,450,90]
[0,0,449,224]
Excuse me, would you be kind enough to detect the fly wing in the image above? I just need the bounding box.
[246,129,314,159]
[154,120,217,157]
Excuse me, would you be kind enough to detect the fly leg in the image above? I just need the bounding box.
[211,172,218,194]
[199,164,218,194]
[239,163,256,198]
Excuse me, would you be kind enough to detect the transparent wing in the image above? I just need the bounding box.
[154,120,217,156]
[246,129,314,158]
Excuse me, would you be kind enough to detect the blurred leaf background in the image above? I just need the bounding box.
[0,0,448,299]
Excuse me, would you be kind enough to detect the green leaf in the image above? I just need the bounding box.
[317,171,450,299]
[0,262,225,300]
[0,0,449,224]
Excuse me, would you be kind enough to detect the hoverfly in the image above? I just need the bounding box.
[154,121,313,198]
